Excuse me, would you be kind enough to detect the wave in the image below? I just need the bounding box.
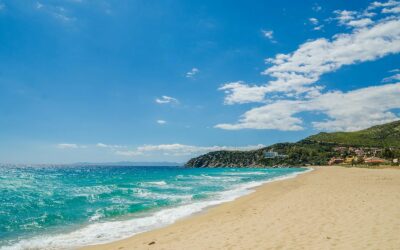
[88,209,104,222]
[180,174,243,182]
[1,168,311,250]
[134,188,193,201]
[142,181,167,186]
[223,171,266,176]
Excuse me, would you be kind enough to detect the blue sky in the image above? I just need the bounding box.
[0,0,399,164]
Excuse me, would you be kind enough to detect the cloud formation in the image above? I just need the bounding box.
[96,143,126,149]
[219,81,269,105]
[382,69,400,82]
[217,1,400,132]
[261,29,276,43]
[309,18,319,25]
[216,83,400,132]
[263,18,400,96]
[221,19,400,104]
[155,95,179,104]
[115,144,265,157]
[55,142,265,158]
[369,0,400,13]
[35,2,76,23]
[312,4,322,12]
[186,68,199,78]
[156,120,167,124]
[57,143,86,149]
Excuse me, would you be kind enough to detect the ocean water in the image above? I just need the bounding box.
[0,165,308,249]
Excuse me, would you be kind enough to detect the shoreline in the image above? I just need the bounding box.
[0,167,309,250]
[82,166,400,250]
[176,167,314,222]
[80,167,314,250]
[74,167,311,249]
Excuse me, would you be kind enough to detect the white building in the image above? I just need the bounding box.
[264,151,287,159]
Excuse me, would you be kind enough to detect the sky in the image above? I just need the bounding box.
[0,0,399,164]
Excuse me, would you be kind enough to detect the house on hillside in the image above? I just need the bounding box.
[264,151,278,158]
[364,157,387,165]
[372,148,383,156]
[355,149,365,156]
[333,147,347,153]
[344,156,355,164]
[264,151,287,159]
[328,157,344,165]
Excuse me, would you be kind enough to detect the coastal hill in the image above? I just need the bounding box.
[185,120,400,168]
[306,120,400,148]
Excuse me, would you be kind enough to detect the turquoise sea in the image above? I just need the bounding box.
[0,165,308,249]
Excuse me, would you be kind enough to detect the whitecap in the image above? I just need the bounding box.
[146,181,167,186]
[1,168,312,250]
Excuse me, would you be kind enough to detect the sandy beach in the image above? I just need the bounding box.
[83,166,400,250]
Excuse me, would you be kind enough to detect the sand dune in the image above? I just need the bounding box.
[83,166,400,250]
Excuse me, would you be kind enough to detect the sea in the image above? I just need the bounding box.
[0,165,309,249]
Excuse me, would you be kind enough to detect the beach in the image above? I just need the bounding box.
[83,166,400,250]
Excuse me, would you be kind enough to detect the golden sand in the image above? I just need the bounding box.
[83,166,400,250]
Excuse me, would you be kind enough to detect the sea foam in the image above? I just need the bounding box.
[1,168,311,250]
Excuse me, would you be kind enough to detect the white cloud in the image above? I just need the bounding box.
[382,73,400,82]
[215,100,305,131]
[334,10,358,25]
[36,2,43,9]
[383,6,400,13]
[368,0,400,10]
[219,81,269,105]
[35,2,76,23]
[155,95,179,104]
[309,18,324,31]
[115,143,266,157]
[309,18,319,25]
[312,4,322,12]
[311,83,400,131]
[313,25,324,31]
[261,18,400,96]
[333,4,383,28]
[57,143,86,149]
[57,143,125,150]
[261,29,276,43]
[216,83,400,132]
[216,1,400,132]
[346,18,374,27]
[382,69,400,82]
[157,120,167,124]
[96,143,126,149]
[114,150,144,157]
[186,68,199,78]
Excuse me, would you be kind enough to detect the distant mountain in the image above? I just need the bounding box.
[185,141,338,168]
[185,121,400,168]
[70,161,183,167]
[185,149,265,168]
[306,120,400,148]
[0,162,183,167]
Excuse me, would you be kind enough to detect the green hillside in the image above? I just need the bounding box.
[185,120,400,168]
[306,120,400,148]
[185,141,340,168]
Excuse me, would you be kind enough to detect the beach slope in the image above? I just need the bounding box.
[83,167,400,250]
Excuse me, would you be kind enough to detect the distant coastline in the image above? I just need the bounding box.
[0,161,183,168]
[185,120,400,168]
